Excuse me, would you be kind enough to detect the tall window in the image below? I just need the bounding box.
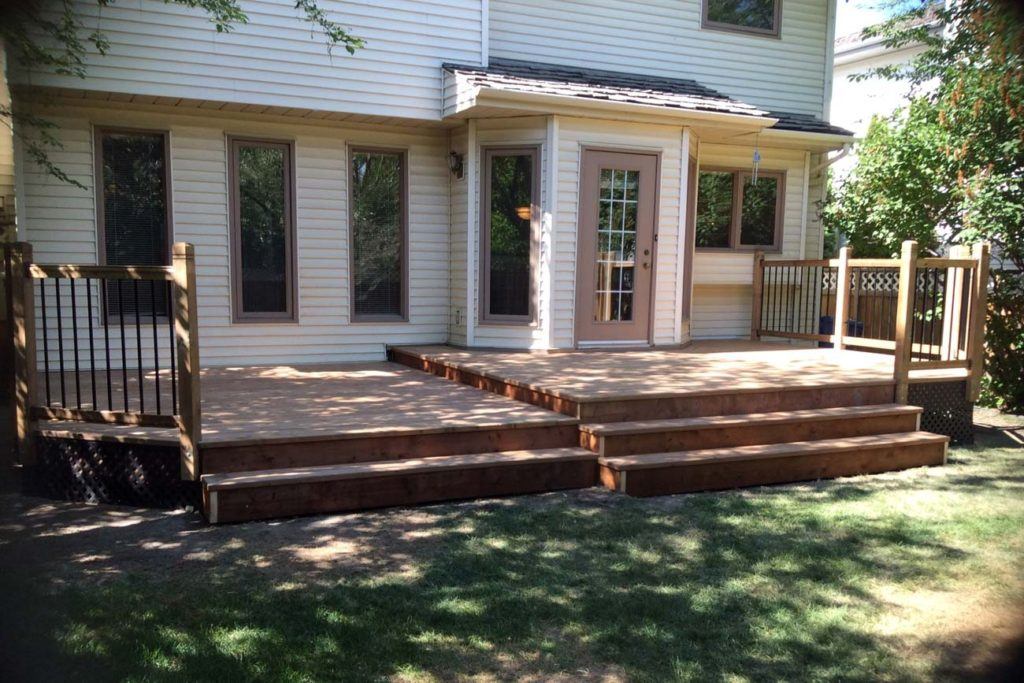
[230,138,295,321]
[482,147,538,322]
[695,169,784,251]
[350,149,406,320]
[703,0,781,37]
[97,129,170,316]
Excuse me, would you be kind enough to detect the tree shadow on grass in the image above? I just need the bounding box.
[1,480,984,683]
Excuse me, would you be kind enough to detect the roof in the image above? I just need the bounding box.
[443,58,852,137]
[835,4,942,53]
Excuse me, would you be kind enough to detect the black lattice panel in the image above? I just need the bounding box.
[28,437,201,510]
[908,381,975,446]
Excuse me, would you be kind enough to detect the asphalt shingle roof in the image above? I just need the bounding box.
[444,58,853,137]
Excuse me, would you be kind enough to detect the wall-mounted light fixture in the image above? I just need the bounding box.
[448,151,464,180]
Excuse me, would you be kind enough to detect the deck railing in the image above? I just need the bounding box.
[752,240,990,403]
[3,242,201,479]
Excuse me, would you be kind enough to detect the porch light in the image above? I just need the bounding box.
[515,205,531,220]
[448,151,464,179]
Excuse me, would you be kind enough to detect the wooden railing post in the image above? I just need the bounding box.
[943,245,971,361]
[172,242,201,480]
[965,242,990,401]
[893,240,919,403]
[832,245,853,350]
[6,243,37,465]
[750,250,765,340]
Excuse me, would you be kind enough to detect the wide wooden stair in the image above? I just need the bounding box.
[581,404,948,497]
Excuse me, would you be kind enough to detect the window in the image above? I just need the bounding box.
[96,128,171,317]
[702,0,781,37]
[350,148,406,321]
[695,169,784,250]
[482,147,538,323]
[229,138,296,321]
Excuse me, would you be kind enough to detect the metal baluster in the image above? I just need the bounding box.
[55,279,66,408]
[70,278,82,408]
[151,280,161,414]
[40,279,52,405]
[167,282,177,415]
[134,280,144,414]
[86,278,97,409]
[103,279,113,410]
[118,280,128,412]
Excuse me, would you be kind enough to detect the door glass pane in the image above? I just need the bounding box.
[594,168,637,322]
[351,150,403,318]
[487,152,533,317]
[238,143,288,313]
[740,175,779,246]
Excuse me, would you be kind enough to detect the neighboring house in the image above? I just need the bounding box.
[829,7,942,176]
[6,0,851,364]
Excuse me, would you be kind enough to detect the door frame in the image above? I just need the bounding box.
[573,145,662,347]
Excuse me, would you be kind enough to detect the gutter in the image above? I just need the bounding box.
[811,143,854,173]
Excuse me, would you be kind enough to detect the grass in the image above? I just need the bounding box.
[1,427,1022,682]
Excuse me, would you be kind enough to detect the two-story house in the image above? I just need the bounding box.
[6,0,850,363]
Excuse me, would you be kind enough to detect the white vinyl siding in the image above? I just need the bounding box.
[13,0,485,122]
[489,0,831,117]
[17,103,450,367]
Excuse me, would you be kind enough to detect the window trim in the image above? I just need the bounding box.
[701,0,782,39]
[94,126,174,322]
[694,167,785,253]
[479,145,541,326]
[228,135,298,324]
[347,145,409,323]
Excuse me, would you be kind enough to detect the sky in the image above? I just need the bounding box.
[834,0,898,38]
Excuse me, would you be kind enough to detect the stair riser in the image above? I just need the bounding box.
[601,440,947,497]
[206,460,598,523]
[592,412,920,457]
[579,383,897,422]
[200,424,580,474]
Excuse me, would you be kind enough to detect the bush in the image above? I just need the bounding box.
[979,270,1024,413]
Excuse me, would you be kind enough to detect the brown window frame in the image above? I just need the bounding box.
[695,167,785,253]
[479,145,541,326]
[94,126,174,322]
[701,0,782,39]
[348,146,409,323]
[228,136,298,323]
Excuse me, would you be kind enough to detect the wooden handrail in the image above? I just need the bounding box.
[27,264,174,281]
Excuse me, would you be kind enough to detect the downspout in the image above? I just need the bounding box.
[811,143,852,174]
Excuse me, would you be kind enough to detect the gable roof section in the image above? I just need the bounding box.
[443,58,852,137]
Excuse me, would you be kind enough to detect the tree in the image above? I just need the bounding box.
[0,0,364,187]
[823,0,1023,270]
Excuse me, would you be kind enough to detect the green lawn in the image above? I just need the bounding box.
[1,421,1022,682]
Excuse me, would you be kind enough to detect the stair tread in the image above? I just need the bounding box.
[580,404,921,436]
[599,432,948,470]
[203,447,597,490]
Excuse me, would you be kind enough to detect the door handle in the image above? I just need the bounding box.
[642,262,650,270]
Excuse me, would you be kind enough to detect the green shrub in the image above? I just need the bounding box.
[979,270,1024,413]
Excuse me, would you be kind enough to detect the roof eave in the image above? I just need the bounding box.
[758,127,856,152]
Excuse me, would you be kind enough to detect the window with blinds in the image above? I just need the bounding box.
[350,149,406,320]
[98,130,170,317]
[230,138,295,321]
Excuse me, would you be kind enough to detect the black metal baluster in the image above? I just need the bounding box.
[787,266,797,334]
[103,279,113,410]
[134,280,144,414]
[911,273,923,361]
[86,278,97,409]
[69,278,82,409]
[118,280,128,412]
[39,279,52,406]
[151,280,161,414]
[760,262,767,334]
[167,282,177,415]
[54,279,66,408]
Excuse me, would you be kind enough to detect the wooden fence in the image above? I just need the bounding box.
[3,242,201,479]
[752,240,990,404]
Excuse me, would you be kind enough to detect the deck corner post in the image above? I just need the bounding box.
[893,240,919,404]
[172,242,202,480]
[966,242,990,402]
[6,242,37,466]
[750,250,765,340]
[832,245,853,350]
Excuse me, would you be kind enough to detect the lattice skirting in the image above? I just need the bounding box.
[27,437,201,510]
[908,380,975,446]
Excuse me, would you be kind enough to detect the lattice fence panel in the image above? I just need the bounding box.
[908,381,975,446]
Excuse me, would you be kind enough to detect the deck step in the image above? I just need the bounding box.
[580,404,923,456]
[598,432,948,497]
[203,447,598,523]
